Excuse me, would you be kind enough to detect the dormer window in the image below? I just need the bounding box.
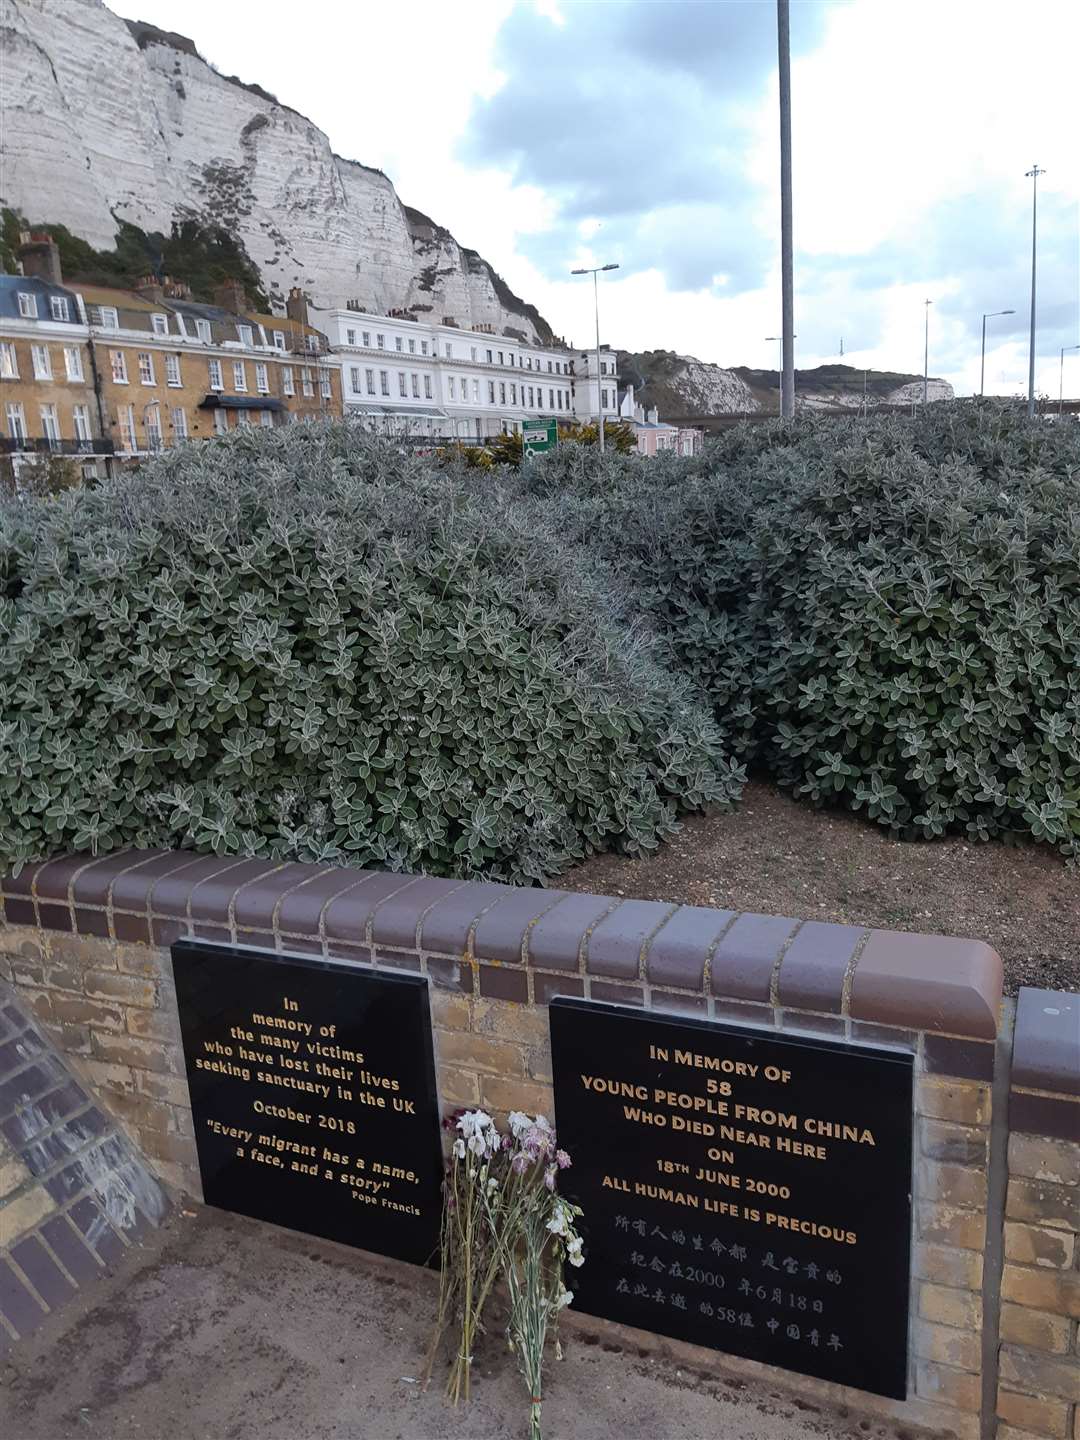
[273,331,286,351]
[17,292,38,319]
[237,325,253,348]
[151,313,169,336]
[50,296,70,321]
[195,319,212,343]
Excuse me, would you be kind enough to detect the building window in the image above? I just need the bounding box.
[350,366,361,394]
[472,379,479,403]
[398,373,408,397]
[395,336,403,352]
[256,363,269,394]
[471,347,477,362]
[448,377,456,401]
[208,358,223,390]
[302,367,314,397]
[233,361,247,391]
[273,331,286,351]
[40,404,60,443]
[282,366,294,396]
[17,292,37,319]
[118,404,137,451]
[166,354,182,386]
[319,369,331,399]
[408,338,416,354]
[31,345,52,381]
[72,404,91,442]
[379,370,389,396]
[527,387,533,407]
[172,407,188,440]
[424,374,432,399]
[145,407,163,450]
[50,296,70,322]
[346,328,356,345]
[486,349,493,364]
[509,353,515,367]
[362,331,371,347]
[259,409,274,428]
[365,368,375,395]
[97,306,119,331]
[64,347,84,382]
[499,382,506,404]
[487,381,495,404]
[5,402,26,441]
[195,319,212,343]
[510,383,517,404]
[0,343,18,378]
[421,340,429,356]
[151,313,168,336]
[549,388,555,409]
[237,325,253,348]
[444,343,452,358]
[602,389,610,408]
[376,334,385,349]
[547,360,553,373]
[237,410,251,428]
[411,373,419,398]
[212,408,228,435]
[138,352,156,385]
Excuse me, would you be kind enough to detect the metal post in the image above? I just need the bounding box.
[980,314,987,399]
[594,269,604,453]
[923,300,932,405]
[1026,165,1045,419]
[777,0,795,420]
[1062,345,1080,417]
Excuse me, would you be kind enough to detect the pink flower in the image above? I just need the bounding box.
[555,1149,571,1170]
[544,1165,556,1191]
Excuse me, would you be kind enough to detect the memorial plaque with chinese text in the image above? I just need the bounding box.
[173,940,442,1266]
[550,999,913,1398]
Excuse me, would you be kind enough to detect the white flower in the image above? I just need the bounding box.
[556,1289,573,1309]
[452,1138,466,1160]
[508,1111,532,1139]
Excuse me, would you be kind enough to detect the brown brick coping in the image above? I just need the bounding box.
[1,850,1004,1041]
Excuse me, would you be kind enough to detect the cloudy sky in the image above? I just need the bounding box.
[113,0,1079,397]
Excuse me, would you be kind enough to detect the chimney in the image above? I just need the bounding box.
[163,278,192,301]
[17,230,63,285]
[135,274,165,304]
[286,287,309,327]
[214,277,249,314]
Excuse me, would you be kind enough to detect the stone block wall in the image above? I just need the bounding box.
[0,848,1074,1440]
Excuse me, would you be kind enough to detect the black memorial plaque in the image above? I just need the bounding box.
[551,998,914,1398]
[173,940,442,1266]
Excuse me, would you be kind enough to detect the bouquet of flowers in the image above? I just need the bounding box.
[425,1107,584,1438]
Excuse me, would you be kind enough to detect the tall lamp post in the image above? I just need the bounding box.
[571,262,620,452]
[980,310,1015,396]
[765,335,797,413]
[777,0,795,419]
[922,299,933,405]
[1061,344,1080,417]
[1026,164,1045,419]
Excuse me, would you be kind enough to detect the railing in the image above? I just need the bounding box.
[0,437,114,456]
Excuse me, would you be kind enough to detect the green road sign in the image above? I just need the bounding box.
[522,417,558,457]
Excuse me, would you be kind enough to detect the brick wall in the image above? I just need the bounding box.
[996,991,1080,1440]
[1,849,1074,1440]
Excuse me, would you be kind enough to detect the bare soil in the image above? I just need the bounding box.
[1,1207,928,1440]
[561,782,1078,996]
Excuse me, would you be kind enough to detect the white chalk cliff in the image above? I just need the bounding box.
[0,0,552,340]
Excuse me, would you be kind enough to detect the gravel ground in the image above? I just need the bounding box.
[1,1207,922,1440]
[561,781,1078,996]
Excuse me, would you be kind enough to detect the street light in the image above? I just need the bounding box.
[980,310,1015,397]
[777,0,795,420]
[923,299,932,406]
[1026,164,1046,419]
[1061,344,1080,417]
[765,335,797,414]
[571,262,620,452]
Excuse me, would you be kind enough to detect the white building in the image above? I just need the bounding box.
[317,307,576,439]
[568,345,620,425]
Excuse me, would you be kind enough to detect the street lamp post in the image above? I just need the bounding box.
[923,299,932,405]
[765,335,796,414]
[1061,344,1080,417]
[1026,164,1045,419]
[980,310,1015,396]
[571,262,620,452]
[777,0,795,420]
